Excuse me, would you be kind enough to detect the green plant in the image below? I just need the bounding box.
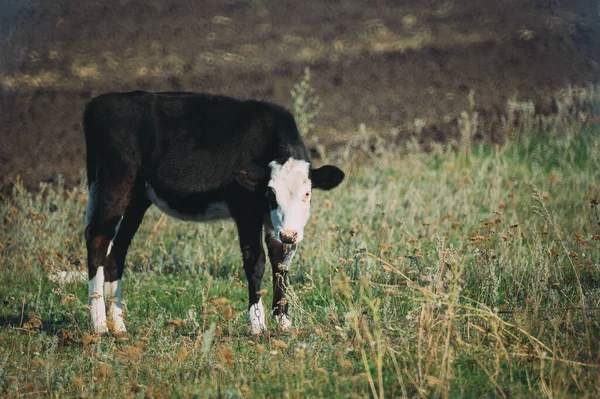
[1,94,599,398]
[291,67,322,137]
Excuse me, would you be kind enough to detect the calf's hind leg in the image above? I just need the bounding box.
[102,195,150,333]
[85,176,139,334]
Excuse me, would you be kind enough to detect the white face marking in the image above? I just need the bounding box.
[146,184,230,222]
[268,158,312,243]
[86,182,97,225]
[89,266,108,334]
[104,279,126,333]
[248,298,266,335]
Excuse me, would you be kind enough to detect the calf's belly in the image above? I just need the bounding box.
[145,184,231,222]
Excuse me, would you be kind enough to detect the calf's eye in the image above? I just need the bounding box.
[303,191,311,201]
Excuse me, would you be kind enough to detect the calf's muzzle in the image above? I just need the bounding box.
[279,229,298,244]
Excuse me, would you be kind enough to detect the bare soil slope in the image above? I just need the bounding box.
[1,0,599,190]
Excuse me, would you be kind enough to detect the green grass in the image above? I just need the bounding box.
[1,123,599,398]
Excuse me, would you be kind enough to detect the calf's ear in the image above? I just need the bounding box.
[310,165,345,190]
[236,164,268,191]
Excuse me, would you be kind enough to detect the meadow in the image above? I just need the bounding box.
[0,80,599,398]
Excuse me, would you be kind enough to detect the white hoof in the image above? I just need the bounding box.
[248,298,267,335]
[92,319,109,334]
[89,267,107,334]
[90,301,108,334]
[275,314,292,330]
[107,311,126,334]
[105,280,126,333]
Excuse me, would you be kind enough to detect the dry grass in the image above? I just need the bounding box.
[1,86,599,396]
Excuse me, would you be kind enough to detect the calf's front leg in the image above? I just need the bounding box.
[236,214,267,335]
[265,231,296,330]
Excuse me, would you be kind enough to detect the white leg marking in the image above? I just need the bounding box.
[106,241,114,256]
[85,182,97,225]
[248,298,267,335]
[281,243,298,270]
[89,266,108,333]
[104,279,126,333]
[275,314,292,330]
[106,216,123,256]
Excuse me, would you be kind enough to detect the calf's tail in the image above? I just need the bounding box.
[83,102,98,225]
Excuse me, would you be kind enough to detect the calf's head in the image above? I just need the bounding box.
[267,158,344,244]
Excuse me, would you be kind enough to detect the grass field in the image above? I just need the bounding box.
[1,96,600,397]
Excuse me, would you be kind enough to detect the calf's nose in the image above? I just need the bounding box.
[279,229,298,244]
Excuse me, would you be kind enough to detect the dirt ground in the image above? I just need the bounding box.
[1,0,599,191]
